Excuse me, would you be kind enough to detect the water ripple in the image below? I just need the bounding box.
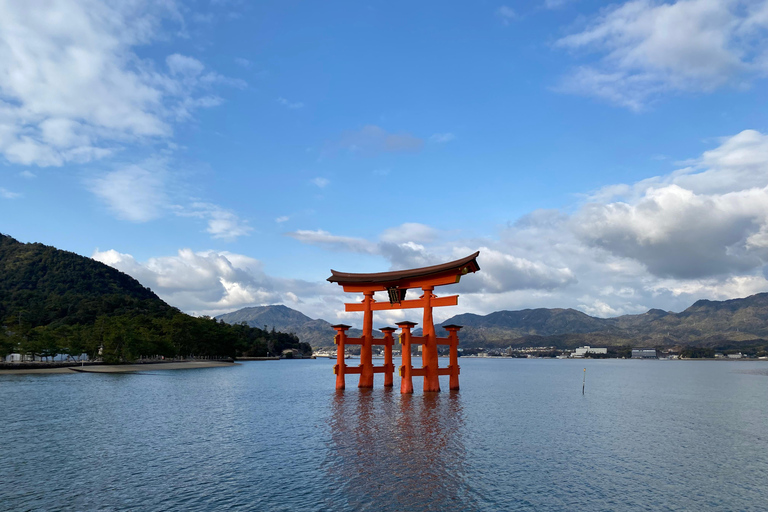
[1,359,767,511]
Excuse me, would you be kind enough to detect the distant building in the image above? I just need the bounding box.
[572,346,607,358]
[632,349,657,359]
[727,353,743,359]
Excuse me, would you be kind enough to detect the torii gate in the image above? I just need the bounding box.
[328,251,480,393]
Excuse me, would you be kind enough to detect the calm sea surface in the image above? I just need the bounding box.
[2,358,768,511]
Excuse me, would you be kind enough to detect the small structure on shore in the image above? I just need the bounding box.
[327,252,480,393]
[632,348,658,359]
[571,346,607,358]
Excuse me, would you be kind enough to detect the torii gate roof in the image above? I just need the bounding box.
[328,251,480,290]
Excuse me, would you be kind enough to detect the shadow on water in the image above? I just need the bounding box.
[324,389,479,512]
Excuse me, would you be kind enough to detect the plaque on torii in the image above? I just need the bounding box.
[327,251,480,393]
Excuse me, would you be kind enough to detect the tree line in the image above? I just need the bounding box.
[0,312,311,363]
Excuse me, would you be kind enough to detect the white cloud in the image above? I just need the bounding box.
[288,223,577,296]
[94,123,768,325]
[277,97,305,109]
[545,0,575,8]
[573,184,768,278]
[88,129,768,326]
[92,247,336,318]
[556,0,768,109]
[329,125,424,157]
[497,6,517,25]
[286,229,378,254]
[89,163,168,222]
[286,129,768,321]
[88,163,252,241]
[0,1,241,167]
[0,187,21,199]
[311,177,330,188]
[167,54,206,77]
[429,133,456,143]
[568,130,768,282]
[19,170,36,179]
[471,246,577,292]
[380,223,439,244]
[183,202,253,241]
[275,215,290,223]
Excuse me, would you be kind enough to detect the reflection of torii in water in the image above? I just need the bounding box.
[327,251,480,392]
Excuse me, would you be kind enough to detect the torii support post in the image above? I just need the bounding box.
[359,291,375,388]
[421,286,440,392]
[380,327,396,387]
[443,324,462,390]
[332,324,350,390]
[397,321,416,394]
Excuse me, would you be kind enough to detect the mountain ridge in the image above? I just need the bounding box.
[216,304,382,347]
[218,292,768,349]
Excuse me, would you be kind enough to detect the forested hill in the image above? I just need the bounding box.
[0,234,310,362]
[0,233,167,326]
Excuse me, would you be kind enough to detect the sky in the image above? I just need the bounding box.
[2,0,768,329]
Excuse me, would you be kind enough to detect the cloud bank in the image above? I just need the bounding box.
[556,0,768,109]
[0,1,240,167]
[94,129,768,325]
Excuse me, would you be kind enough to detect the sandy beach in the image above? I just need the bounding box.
[0,361,238,375]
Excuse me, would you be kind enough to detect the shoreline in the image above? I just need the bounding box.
[0,360,239,375]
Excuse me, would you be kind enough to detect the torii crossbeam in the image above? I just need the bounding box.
[328,251,480,392]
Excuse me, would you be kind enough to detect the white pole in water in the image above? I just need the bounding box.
[582,368,586,395]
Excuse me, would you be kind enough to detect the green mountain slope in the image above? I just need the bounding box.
[1,234,169,327]
[0,234,310,361]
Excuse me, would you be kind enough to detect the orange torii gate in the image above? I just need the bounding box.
[328,251,480,393]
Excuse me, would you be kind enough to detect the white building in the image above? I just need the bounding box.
[572,346,607,358]
[632,349,657,359]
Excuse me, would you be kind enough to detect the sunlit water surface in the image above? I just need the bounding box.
[2,359,767,511]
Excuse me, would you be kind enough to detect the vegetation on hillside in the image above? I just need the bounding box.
[0,234,311,362]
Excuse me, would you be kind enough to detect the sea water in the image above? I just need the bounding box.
[2,358,767,511]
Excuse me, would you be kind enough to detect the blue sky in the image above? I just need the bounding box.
[2,0,768,328]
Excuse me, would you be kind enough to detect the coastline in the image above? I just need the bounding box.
[0,360,239,375]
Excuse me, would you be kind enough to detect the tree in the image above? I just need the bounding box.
[0,329,15,360]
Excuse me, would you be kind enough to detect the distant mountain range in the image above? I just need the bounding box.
[216,305,381,348]
[218,293,768,350]
[436,294,768,348]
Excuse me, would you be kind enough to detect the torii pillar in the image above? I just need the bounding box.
[328,251,480,392]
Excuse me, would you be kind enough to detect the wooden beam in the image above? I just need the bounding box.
[340,274,462,293]
[344,295,458,312]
